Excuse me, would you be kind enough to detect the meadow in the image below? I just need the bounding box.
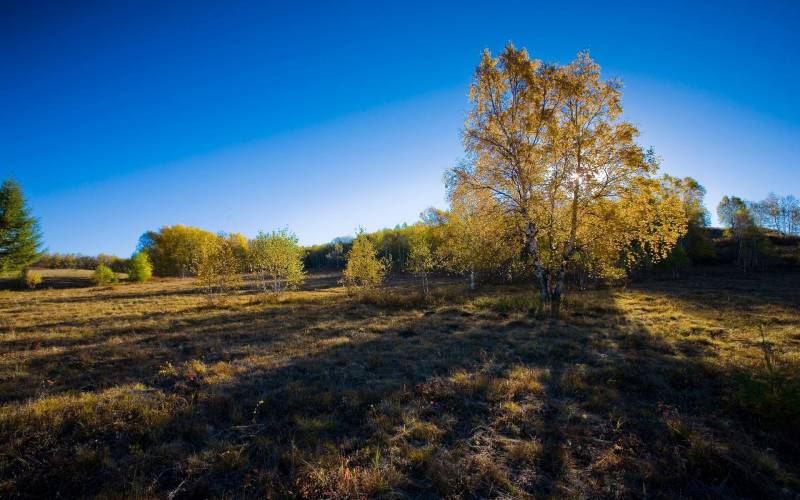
[0,268,798,498]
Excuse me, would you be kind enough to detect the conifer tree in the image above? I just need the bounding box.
[0,179,43,273]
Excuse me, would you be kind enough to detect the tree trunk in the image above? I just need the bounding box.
[550,268,566,317]
[544,183,579,318]
[538,275,550,314]
[469,269,475,290]
[550,289,562,317]
[524,220,549,314]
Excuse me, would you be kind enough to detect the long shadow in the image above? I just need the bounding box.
[30,284,203,305]
[197,289,795,498]
[27,271,344,305]
[629,269,800,314]
[0,303,217,340]
[2,285,797,498]
[0,296,363,403]
[0,275,94,291]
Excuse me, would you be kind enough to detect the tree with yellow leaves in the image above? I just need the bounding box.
[450,44,685,315]
[341,230,386,291]
[435,191,522,290]
[406,225,436,296]
[248,229,306,294]
[194,236,243,296]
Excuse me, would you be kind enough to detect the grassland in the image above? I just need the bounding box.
[0,269,798,498]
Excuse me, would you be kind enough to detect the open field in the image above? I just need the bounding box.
[1,270,799,498]
[0,268,129,290]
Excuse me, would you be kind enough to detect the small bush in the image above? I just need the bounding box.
[248,229,306,294]
[341,232,386,290]
[92,264,118,286]
[506,439,542,464]
[20,268,42,289]
[127,252,152,283]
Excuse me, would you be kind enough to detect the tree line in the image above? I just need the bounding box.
[2,45,798,312]
[136,226,306,295]
[35,253,130,273]
[716,194,800,272]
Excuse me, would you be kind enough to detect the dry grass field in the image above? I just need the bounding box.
[0,270,798,498]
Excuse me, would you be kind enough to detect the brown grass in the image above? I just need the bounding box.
[0,270,798,497]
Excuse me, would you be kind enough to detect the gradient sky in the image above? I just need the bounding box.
[2,1,798,256]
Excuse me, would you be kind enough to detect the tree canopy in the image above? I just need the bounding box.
[449,45,686,314]
[249,229,306,294]
[138,225,219,277]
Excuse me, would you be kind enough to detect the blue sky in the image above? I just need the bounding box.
[2,1,798,256]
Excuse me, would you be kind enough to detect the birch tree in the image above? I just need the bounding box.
[194,236,243,296]
[248,230,306,294]
[450,45,684,315]
[437,191,521,289]
[341,231,385,290]
[406,226,435,296]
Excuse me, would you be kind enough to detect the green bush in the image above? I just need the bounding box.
[92,264,118,286]
[341,232,386,290]
[249,229,305,294]
[127,252,152,283]
[20,268,42,289]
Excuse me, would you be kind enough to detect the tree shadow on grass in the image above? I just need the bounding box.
[0,274,94,291]
[629,270,800,317]
[1,285,798,498]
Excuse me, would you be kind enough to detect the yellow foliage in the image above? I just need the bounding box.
[341,231,386,290]
[449,44,687,313]
[194,236,242,295]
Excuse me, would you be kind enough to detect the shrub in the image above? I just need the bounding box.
[92,264,118,286]
[342,232,386,290]
[194,237,242,296]
[20,268,42,289]
[127,252,152,283]
[249,229,306,294]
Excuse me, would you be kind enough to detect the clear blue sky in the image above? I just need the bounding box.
[2,0,798,256]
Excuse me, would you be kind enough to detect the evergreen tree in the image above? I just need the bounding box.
[0,179,43,273]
